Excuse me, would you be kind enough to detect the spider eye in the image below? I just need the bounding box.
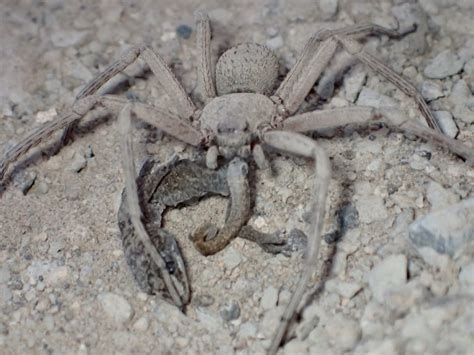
[217,118,248,133]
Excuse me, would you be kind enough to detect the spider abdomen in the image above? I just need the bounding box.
[215,43,279,96]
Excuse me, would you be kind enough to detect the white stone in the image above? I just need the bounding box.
[367,255,407,303]
[423,50,464,79]
[222,247,243,270]
[325,314,361,351]
[459,262,474,283]
[325,278,363,299]
[434,111,459,138]
[98,292,134,324]
[133,316,149,332]
[356,195,388,224]
[421,81,444,101]
[357,88,398,108]
[35,107,57,124]
[45,266,69,286]
[343,67,367,102]
[319,0,338,19]
[266,36,283,50]
[261,286,279,310]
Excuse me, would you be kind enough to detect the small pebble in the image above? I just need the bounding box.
[98,292,134,324]
[367,254,407,303]
[434,111,459,138]
[421,81,444,101]
[69,151,87,173]
[266,36,283,50]
[0,267,10,284]
[357,88,398,108]
[222,247,243,270]
[423,50,464,79]
[319,0,339,19]
[459,262,474,287]
[176,24,192,39]
[220,300,241,321]
[261,286,279,310]
[35,107,57,123]
[133,317,149,331]
[408,198,474,256]
[356,195,388,224]
[238,322,258,339]
[343,68,367,102]
[425,180,459,211]
[45,266,69,286]
[325,314,361,351]
[450,80,474,124]
[13,171,37,195]
[325,278,363,299]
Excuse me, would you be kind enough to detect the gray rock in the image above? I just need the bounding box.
[176,24,192,39]
[343,67,367,102]
[464,58,474,76]
[13,170,37,195]
[98,293,134,324]
[0,267,10,284]
[283,339,309,354]
[0,285,12,305]
[356,88,398,108]
[325,314,361,351]
[220,300,241,321]
[426,180,460,211]
[408,198,474,256]
[423,50,464,79]
[132,317,149,332]
[459,262,474,284]
[450,79,472,103]
[339,202,359,231]
[392,3,429,55]
[453,100,474,124]
[319,0,338,19]
[69,151,87,173]
[383,281,429,312]
[325,278,362,299]
[195,308,222,331]
[434,111,459,138]
[266,36,283,50]
[367,254,407,303]
[421,81,444,101]
[261,285,279,310]
[450,80,474,124]
[238,322,258,339]
[222,247,243,270]
[355,195,388,224]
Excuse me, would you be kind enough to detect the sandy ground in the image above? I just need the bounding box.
[1,0,474,354]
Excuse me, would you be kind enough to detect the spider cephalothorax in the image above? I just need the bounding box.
[1,11,473,355]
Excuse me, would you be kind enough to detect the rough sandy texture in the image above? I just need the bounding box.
[1,0,473,354]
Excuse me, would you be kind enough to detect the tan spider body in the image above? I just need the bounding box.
[1,11,473,355]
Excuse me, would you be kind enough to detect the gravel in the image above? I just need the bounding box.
[367,255,408,304]
[356,88,398,108]
[261,285,279,310]
[423,50,465,79]
[408,198,474,256]
[98,293,134,324]
[434,111,459,138]
[421,81,444,101]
